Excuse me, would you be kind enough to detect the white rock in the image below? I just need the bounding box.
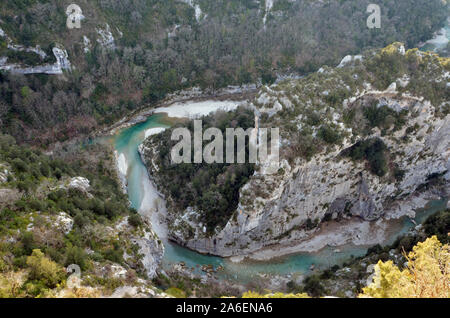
[145,127,166,139]
[337,55,363,68]
[68,177,90,192]
[180,0,203,22]
[386,82,397,92]
[110,264,128,279]
[0,166,9,183]
[117,153,128,176]
[0,44,71,75]
[83,36,91,53]
[97,24,115,49]
[154,100,241,119]
[132,230,164,279]
[56,212,74,235]
[52,46,71,71]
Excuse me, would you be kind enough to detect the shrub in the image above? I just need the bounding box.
[423,210,450,244]
[345,138,388,177]
[166,287,186,298]
[360,236,449,298]
[64,246,89,271]
[26,249,65,288]
[302,275,326,297]
[128,213,143,228]
[317,125,341,144]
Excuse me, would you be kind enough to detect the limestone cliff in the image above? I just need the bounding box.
[140,44,449,258]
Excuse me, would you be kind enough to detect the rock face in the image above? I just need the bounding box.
[179,0,203,22]
[56,212,74,235]
[140,45,450,258]
[68,177,91,192]
[0,42,71,75]
[132,229,164,279]
[349,176,378,220]
[96,24,116,49]
[161,99,449,257]
[337,55,363,68]
[116,216,164,279]
[0,164,10,184]
[26,212,74,235]
[0,28,71,74]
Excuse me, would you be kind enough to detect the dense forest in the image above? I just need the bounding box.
[0,0,448,145]
[142,107,255,232]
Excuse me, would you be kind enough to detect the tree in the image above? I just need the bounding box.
[360,236,449,298]
[0,272,25,298]
[26,249,65,288]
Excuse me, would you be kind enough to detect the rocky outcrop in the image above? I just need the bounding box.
[131,229,164,279]
[0,164,10,184]
[96,24,116,49]
[55,212,74,235]
[142,95,448,258]
[26,211,74,235]
[0,43,71,75]
[0,28,70,74]
[179,0,204,22]
[68,177,91,193]
[140,45,449,258]
[163,99,448,257]
[115,215,164,279]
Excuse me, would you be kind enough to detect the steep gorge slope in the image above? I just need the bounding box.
[141,43,450,257]
[0,135,164,297]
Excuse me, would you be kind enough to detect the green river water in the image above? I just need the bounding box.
[103,23,449,281]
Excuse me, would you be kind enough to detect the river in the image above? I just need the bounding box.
[104,21,449,281]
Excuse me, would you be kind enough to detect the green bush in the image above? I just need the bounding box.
[128,213,143,228]
[423,209,450,244]
[318,125,341,144]
[302,275,326,297]
[345,138,388,177]
[26,249,65,288]
[64,245,89,271]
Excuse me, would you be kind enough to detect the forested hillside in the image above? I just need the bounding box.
[0,0,448,145]
[0,134,164,297]
[140,107,256,232]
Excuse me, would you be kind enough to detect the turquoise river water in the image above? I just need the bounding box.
[101,22,449,281]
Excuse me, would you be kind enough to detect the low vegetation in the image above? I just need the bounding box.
[0,134,148,297]
[360,236,449,298]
